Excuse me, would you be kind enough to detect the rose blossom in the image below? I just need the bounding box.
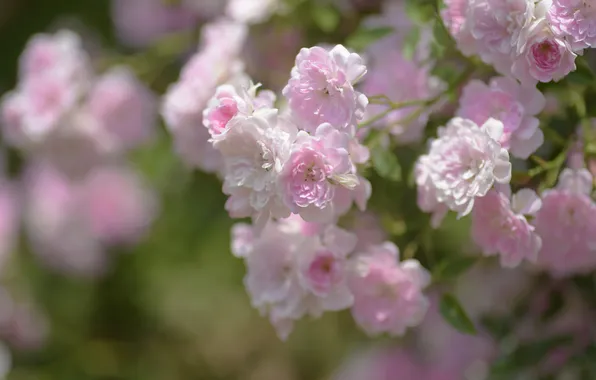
[280,123,359,222]
[467,0,534,58]
[161,20,247,173]
[416,117,512,218]
[226,0,278,24]
[237,217,357,339]
[85,67,157,151]
[349,242,431,336]
[203,83,276,137]
[283,45,368,134]
[472,187,542,267]
[18,29,91,85]
[111,0,198,48]
[533,168,596,277]
[548,0,596,51]
[512,18,577,85]
[296,225,357,314]
[457,77,546,158]
[80,167,157,245]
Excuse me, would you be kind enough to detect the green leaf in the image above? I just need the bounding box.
[433,256,477,281]
[371,148,402,182]
[402,26,421,61]
[312,4,340,33]
[346,26,394,52]
[439,293,477,335]
[491,336,573,375]
[430,18,453,59]
[405,0,435,23]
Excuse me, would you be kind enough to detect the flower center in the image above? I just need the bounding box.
[531,40,561,71]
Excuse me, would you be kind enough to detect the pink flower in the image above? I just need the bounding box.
[548,0,596,51]
[24,163,157,278]
[442,0,471,37]
[111,0,198,48]
[282,45,368,134]
[18,30,91,84]
[238,217,357,339]
[200,19,248,60]
[441,0,483,58]
[512,19,577,85]
[203,83,276,137]
[361,50,444,144]
[349,242,431,336]
[472,187,542,267]
[297,225,356,312]
[280,123,358,222]
[161,20,247,172]
[1,73,80,144]
[161,79,224,173]
[417,118,512,218]
[80,167,157,245]
[533,168,596,277]
[215,112,294,228]
[457,77,546,158]
[85,67,156,151]
[24,164,107,278]
[467,0,534,58]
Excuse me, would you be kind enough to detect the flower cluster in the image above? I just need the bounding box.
[201,44,371,229]
[231,215,430,340]
[165,41,436,339]
[1,30,156,177]
[0,30,158,277]
[443,0,581,85]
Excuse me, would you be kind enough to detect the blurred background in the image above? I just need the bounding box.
[0,1,379,379]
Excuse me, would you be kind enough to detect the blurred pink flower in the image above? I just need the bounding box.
[24,164,157,278]
[416,118,512,219]
[533,168,596,277]
[280,124,358,223]
[472,187,542,267]
[85,66,157,151]
[362,50,444,144]
[161,20,247,173]
[80,167,157,245]
[457,77,545,158]
[226,0,278,24]
[238,218,358,340]
[349,242,430,337]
